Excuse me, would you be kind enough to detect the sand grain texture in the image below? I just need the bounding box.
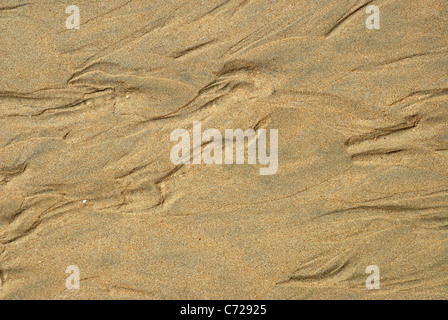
[0,0,447,299]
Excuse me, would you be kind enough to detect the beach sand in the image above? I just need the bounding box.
[0,0,447,299]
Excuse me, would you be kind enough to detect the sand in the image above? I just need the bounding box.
[0,0,447,299]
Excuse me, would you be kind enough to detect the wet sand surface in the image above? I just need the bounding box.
[0,0,447,299]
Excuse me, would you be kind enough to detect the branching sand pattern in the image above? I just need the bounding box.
[0,0,447,299]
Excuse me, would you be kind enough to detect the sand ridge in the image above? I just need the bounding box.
[0,0,447,299]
